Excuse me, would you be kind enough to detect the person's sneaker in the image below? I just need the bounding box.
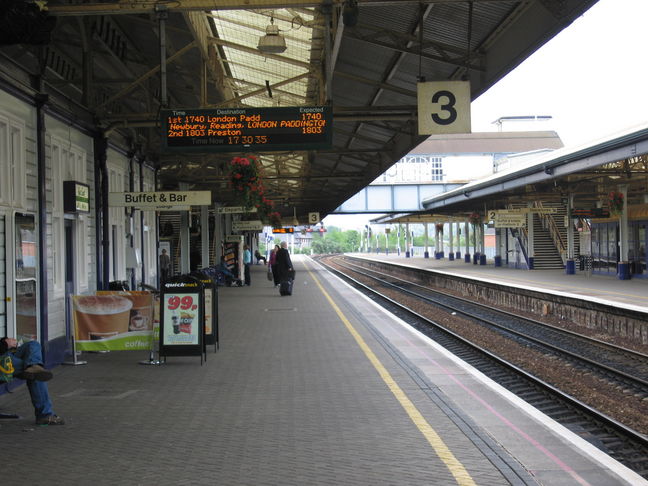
[18,364,53,382]
[35,414,65,426]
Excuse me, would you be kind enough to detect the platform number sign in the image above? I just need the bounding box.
[417,81,471,135]
[308,212,320,224]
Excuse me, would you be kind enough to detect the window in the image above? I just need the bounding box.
[380,155,444,183]
[49,136,88,294]
[0,113,26,208]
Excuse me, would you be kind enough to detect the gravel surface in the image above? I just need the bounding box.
[325,257,648,435]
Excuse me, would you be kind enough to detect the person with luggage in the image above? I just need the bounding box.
[274,241,294,296]
[268,244,280,287]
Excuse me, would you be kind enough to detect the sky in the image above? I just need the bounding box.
[324,0,648,230]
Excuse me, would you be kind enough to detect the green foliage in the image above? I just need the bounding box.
[310,228,362,254]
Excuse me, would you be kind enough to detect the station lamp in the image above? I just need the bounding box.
[257,17,287,54]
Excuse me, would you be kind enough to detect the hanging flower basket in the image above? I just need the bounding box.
[268,211,283,229]
[228,155,263,209]
[468,212,481,225]
[607,191,624,215]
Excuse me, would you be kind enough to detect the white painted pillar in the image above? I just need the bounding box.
[448,222,454,256]
[424,223,429,257]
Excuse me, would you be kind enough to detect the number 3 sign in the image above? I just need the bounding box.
[417,81,471,135]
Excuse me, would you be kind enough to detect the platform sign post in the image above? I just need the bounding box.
[159,276,205,364]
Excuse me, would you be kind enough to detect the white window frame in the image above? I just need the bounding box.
[0,113,27,209]
[49,135,88,296]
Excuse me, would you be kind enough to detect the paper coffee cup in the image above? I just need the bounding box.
[74,295,132,340]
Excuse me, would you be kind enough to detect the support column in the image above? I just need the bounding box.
[464,221,470,263]
[448,222,454,260]
[618,185,630,280]
[472,222,478,264]
[201,204,209,267]
[405,223,410,257]
[479,223,486,265]
[566,194,575,274]
[214,203,223,262]
[397,225,401,256]
[527,203,535,270]
[179,182,190,274]
[494,227,502,267]
[424,223,429,258]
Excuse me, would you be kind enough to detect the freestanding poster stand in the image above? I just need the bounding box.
[159,276,205,364]
[192,273,219,352]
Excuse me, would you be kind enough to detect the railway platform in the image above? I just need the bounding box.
[1,256,644,485]
[352,252,648,313]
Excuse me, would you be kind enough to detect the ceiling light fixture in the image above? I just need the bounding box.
[257,17,286,54]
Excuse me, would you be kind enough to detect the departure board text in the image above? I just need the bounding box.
[161,106,332,152]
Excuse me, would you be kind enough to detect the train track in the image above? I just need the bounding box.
[315,255,648,478]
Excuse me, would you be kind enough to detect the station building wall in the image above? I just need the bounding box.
[0,86,157,364]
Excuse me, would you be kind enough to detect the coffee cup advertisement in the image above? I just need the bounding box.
[162,292,200,345]
[73,292,155,351]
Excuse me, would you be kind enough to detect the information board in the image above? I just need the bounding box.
[159,278,204,362]
[161,106,332,152]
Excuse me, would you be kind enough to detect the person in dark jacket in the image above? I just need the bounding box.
[274,241,294,283]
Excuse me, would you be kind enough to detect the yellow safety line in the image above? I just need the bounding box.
[306,262,476,486]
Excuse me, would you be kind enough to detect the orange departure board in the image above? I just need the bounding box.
[161,106,332,152]
[272,228,294,234]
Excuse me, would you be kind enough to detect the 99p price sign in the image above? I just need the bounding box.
[162,292,200,346]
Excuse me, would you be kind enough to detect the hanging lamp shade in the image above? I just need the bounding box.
[258,22,287,54]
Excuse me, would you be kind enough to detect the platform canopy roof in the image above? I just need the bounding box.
[373,123,648,225]
[0,0,598,224]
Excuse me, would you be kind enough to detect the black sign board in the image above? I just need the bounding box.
[160,106,332,152]
[272,227,294,234]
[159,276,205,363]
[63,181,90,213]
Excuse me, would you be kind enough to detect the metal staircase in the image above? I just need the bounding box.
[529,201,580,270]
[531,212,565,269]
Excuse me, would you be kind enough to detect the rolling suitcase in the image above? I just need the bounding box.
[279,279,293,296]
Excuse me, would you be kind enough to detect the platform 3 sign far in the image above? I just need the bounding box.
[417,81,471,135]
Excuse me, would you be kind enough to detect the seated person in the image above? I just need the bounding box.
[217,256,239,286]
[1,337,64,425]
[254,250,267,265]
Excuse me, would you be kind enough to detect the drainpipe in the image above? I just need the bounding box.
[98,137,110,290]
[139,154,146,285]
[94,136,103,289]
[36,93,49,351]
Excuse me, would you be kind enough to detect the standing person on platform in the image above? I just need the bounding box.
[159,248,171,282]
[243,244,252,286]
[274,241,294,284]
[268,244,280,287]
[0,337,64,425]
